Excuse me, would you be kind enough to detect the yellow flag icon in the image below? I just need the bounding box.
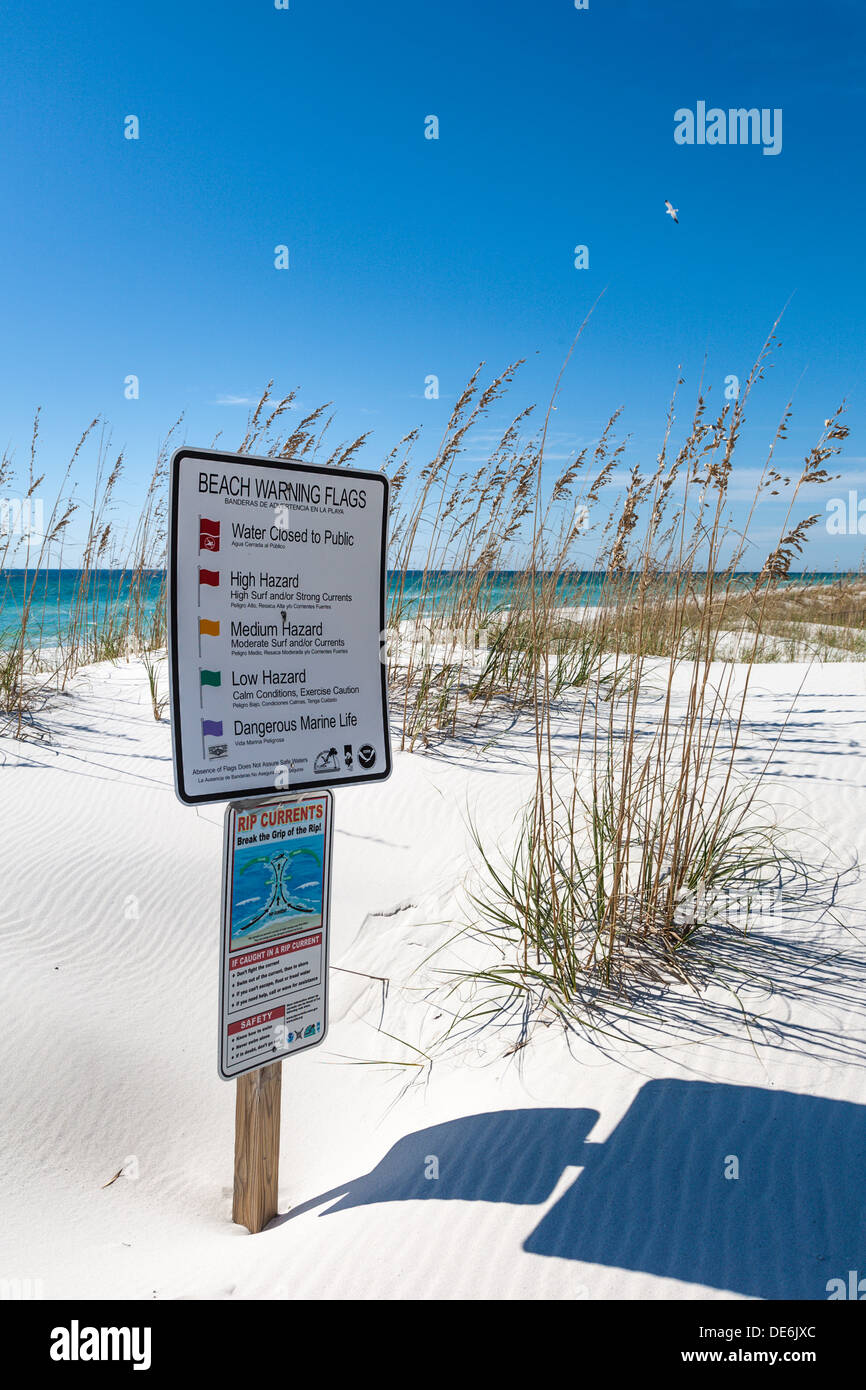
[199,618,220,636]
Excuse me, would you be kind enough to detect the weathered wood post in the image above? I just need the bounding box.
[233,1061,282,1233]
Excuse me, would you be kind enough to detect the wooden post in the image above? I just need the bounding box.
[233,1061,282,1233]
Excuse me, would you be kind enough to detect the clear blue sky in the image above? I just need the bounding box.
[1,0,864,568]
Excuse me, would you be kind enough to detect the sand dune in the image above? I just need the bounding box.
[1,653,865,1300]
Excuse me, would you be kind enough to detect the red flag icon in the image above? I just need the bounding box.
[199,568,220,588]
[200,518,220,552]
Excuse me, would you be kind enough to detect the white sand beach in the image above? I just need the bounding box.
[1,652,864,1302]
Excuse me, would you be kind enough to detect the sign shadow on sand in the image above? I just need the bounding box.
[284,1080,866,1299]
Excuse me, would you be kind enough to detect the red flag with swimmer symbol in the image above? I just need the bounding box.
[199,518,220,551]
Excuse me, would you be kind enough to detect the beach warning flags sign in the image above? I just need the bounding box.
[167,444,391,805]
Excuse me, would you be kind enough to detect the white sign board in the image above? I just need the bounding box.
[168,447,391,805]
[219,792,333,1080]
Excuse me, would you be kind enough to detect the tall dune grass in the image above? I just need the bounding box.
[425,322,855,1034]
[0,414,174,733]
[1,348,861,1026]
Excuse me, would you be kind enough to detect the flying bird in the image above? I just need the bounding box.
[665,200,679,224]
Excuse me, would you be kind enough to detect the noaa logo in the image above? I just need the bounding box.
[358,744,376,769]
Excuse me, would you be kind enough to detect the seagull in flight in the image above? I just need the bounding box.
[665,199,679,224]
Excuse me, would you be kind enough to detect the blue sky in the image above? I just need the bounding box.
[1,0,864,568]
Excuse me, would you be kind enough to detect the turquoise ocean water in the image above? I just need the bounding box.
[0,568,852,649]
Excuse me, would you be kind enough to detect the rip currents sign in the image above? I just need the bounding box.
[219,792,333,1080]
[168,446,391,804]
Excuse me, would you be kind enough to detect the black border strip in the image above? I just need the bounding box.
[168,446,391,806]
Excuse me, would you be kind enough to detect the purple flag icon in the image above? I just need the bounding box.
[202,719,223,738]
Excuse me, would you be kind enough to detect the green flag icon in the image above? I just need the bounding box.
[200,669,221,688]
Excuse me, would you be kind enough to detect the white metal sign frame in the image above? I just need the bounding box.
[168,446,391,805]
